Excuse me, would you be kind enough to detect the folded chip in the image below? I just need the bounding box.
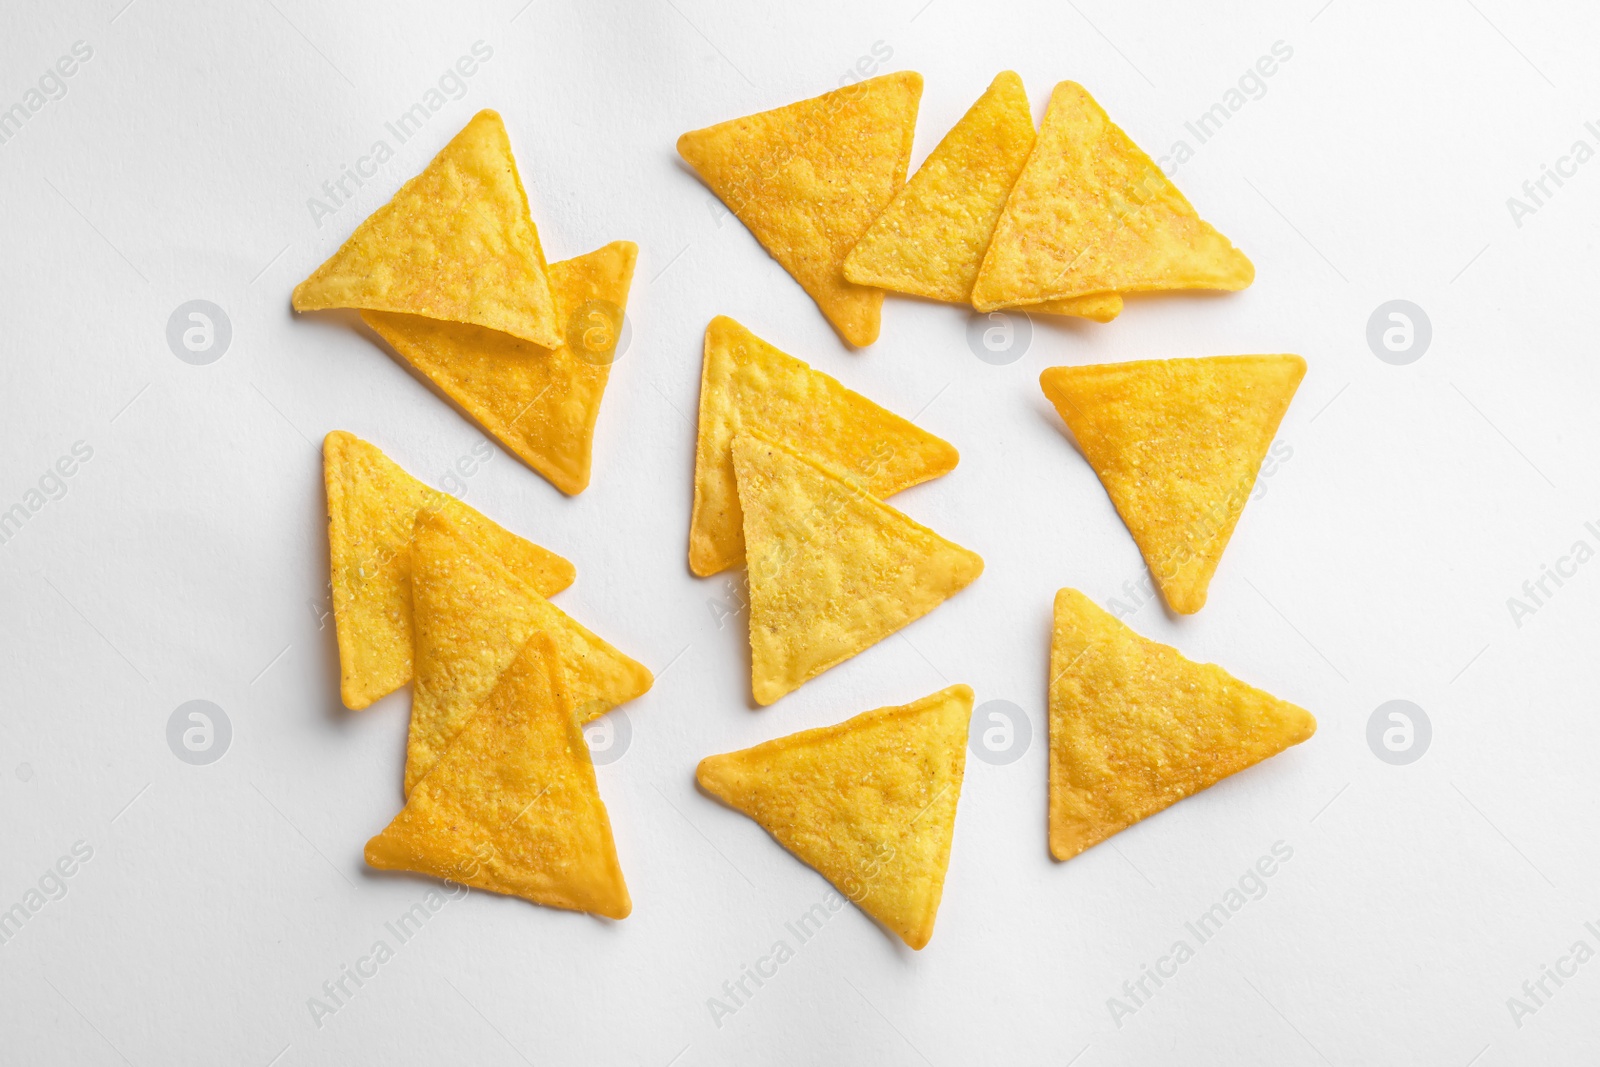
[323,430,574,710]
[364,241,638,495]
[407,508,652,795]
[690,316,958,577]
[1040,355,1304,614]
[1048,589,1315,861]
[293,109,562,348]
[697,685,972,949]
[733,433,982,705]
[972,82,1254,310]
[842,71,1115,323]
[366,632,631,919]
[678,73,922,346]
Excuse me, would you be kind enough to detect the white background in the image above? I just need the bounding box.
[1,0,1595,1063]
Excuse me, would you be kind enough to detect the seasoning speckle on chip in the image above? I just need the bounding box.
[678,73,923,346]
[1048,589,1315,861]
[697,684,972,949]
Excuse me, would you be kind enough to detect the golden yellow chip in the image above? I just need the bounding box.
[367,632,631,919]
[407,508,652,795]
[292,110,562,348]
[972,82,1254,309]
[733,434,982,705]
[843,71,1034,304]
[1021,292,1123,322]
[678,73,922,346]
[697,684,972,949]
[323,430,574,710]
[1048,589,1315,861]
[364,241,637,496]
[690,315,958,577]
[1040,355,1304,614]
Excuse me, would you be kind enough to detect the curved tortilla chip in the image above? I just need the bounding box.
[323,430,574,710]
[697,685,972,949]
[972,82,1253,309]
[733,434,982,705]
[678,73,922,346]
[364,241,638,495]
[407,509,652,795]
[1040,355,1304,614]
[367,632,631,919]
[690,316,958,577]
[1049,589,1315,861]
[293,110,562,348]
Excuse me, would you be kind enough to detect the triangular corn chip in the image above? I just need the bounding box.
[366,632,631,919]
[697,685,972,949]
[840,71,1116,324]
[1040,355,1304,614]
[678,73,922,346]
[843,72,1035,305]
[1048,589,1315,861]
[972,82,1254,309]
[690,315,958,577]
[293,110,562,348]
[407,508,652,795]
[733,434,982,705]
[323,430,574,710]
[364,241,638,495]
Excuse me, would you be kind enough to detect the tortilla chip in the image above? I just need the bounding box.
[364,241,638,495]
[407,508,652,795]
[293,110,562,348]
[1048,589,1315,861]
[366,632,630,918]
[972,82,1254,309]
[697,684,971,949]
[1022,292,1123,322]
[733,434,982,705]
[323,430,574,710]
[842,72,1033,303]
[678,73,922,346]
[690,315,958,576]
[1040,355,1304,614]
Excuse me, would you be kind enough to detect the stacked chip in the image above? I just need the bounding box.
[323,433,650,919]
[295,110,637,495]
[680,73,1253,345]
